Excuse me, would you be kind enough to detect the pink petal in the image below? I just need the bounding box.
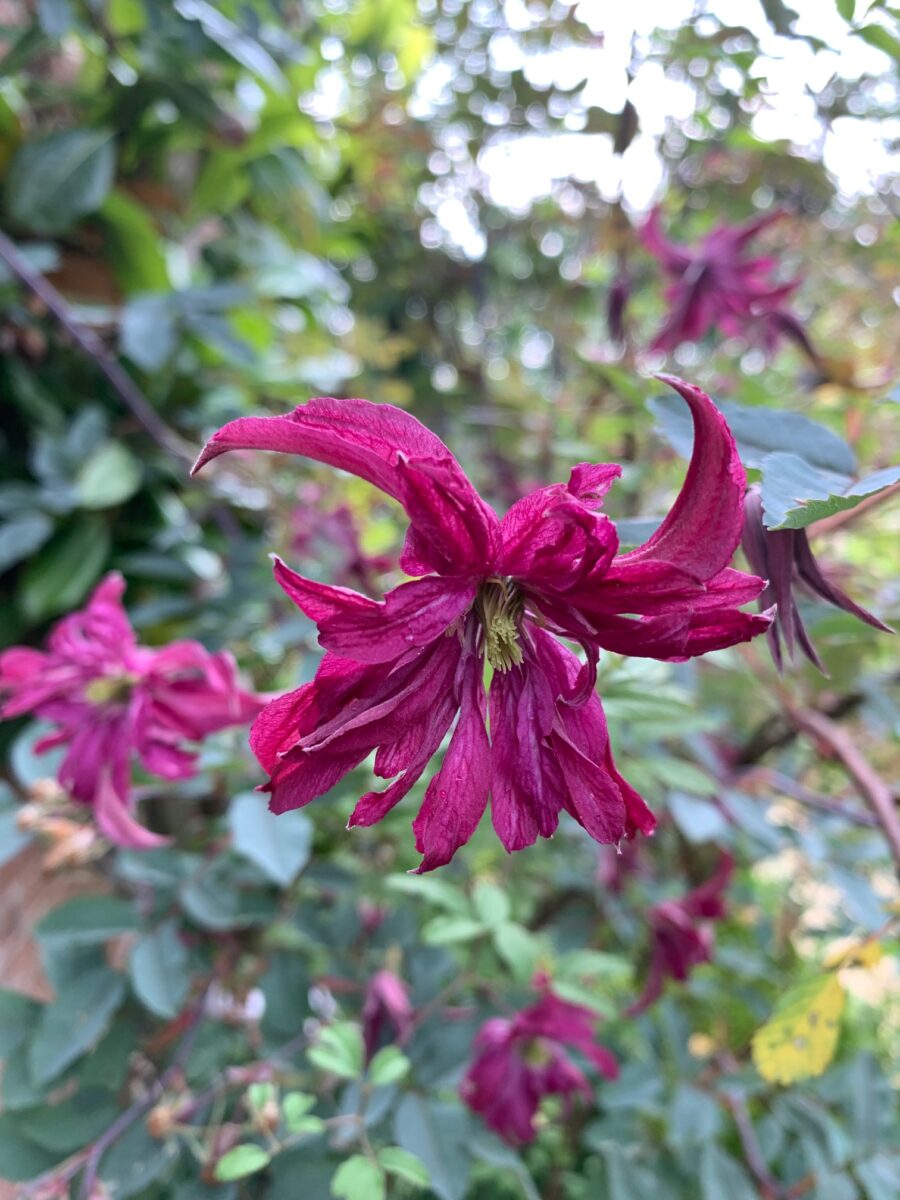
[412,644,491,872]
[93,773,169,849]
[620,376,747,581]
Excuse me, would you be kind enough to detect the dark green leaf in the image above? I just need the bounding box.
[29,968,125,1084]
[128,921,191,1018]
[120,295,179,371]
[6,128,116,235]
[0,1116,57,1181]
[36,895,140,946]
[98,1120,179,1197]
[0,989,41,1057]
[75,441,143,509]
[19,517,110,621]
[229,790,313,886]
[761,453,900,529]
[393,1096,472,1200]
[649,394,857,475]
[0,512,53,573]
[16,1089,118,1153]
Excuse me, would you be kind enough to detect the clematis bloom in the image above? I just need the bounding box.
[628,852,734,1015]
[742,486,892,672]
[0,574,261,848]
[192,376,771,872]
[361,969,414,1062]
[460,983,618,1144]
[641,208,810,356]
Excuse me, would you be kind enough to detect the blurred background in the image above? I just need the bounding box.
[0,1,898,1197]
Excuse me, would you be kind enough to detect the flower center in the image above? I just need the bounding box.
[84,673,138,706]
[476,578,524,672]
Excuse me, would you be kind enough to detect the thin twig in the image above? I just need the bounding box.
[722,1088,783,1200]
[737,767,880,829]
[0,228,191,465]
[789,708,900,871]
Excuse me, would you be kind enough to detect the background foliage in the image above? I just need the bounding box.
[0,0,898,1197]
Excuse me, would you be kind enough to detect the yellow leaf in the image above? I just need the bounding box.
[823,939,884,970]
[752,975,845,1085]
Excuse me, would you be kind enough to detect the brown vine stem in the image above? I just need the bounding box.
[0,228,192,465]
[789,708,900,871]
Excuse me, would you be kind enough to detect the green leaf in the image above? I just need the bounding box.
[0,990,41,1058]
[173,0,287,89]
[120,294,179,371]
[836,0,855,20]
[29,968,125,1084]
[393,1096,472,1200]
[472,879,510,926]
[368,1045,411,1086]
[128,921,190,1019]
[422,915,486,945]
[385,873,471,914]
[99,1120,179,1196]
[699,1144,758,1200]
[6,128,116,235]
[215,1144,272,1181]
[761,453,900,529]
[650,394,857,475]
[308,1022,364,1079]
[492,921,543,982]
[854,22,900,57]
[282,1091,317,1132]
[36,895,140,946]
[0,512,53,573]
[75,441,143,510]
[107,0,146,35]
[16,1089,119,1153]
[20,516,110,621]
[0,1116,57,1181]
[378,1146,430,1188]
[229,790,313,886]
[331,1154,386,1200]
[99,190,168,292]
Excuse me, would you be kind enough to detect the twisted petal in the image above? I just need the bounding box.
[273,558,475,663]
[193,397,500,575]
[618,376,747,580]
[93,773,169,850]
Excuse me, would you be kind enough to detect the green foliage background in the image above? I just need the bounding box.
[0,1,898,1197]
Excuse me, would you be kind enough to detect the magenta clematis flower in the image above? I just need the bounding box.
[742,487,891,672]
[361,968,414,1062]
[640,208,809,355]
[192,376,771,872]
[628,852,734,1015]
[0,574,261,848]
[460,983,618,1144]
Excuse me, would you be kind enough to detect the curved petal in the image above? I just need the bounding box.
[619,376,747,580]
[192,398,500,577]
[93,773,169,849]
[639,207,692,272]
[273,558,475,663]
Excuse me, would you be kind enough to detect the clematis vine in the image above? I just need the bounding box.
[641,208,814,358]
[361,968,414,1062]
[628,852,734,1015]
[193,376,771,872]
[742,486,892,672]
[460,980,618,1144]
[0,574,261,848]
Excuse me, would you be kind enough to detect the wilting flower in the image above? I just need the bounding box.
[292,482,395,594]
[742,487,891,671]
[193,376,771,871]
[641,208,810,356]
[0,574,260,848]
[361,969,413,1061]
[460,983,618,1144]
[628,852,734,1015]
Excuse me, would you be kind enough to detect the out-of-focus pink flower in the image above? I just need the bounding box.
[193,378,771,871]
[742,487,892,672]
[361,969,413,1061]
[640,208,810,355]
[460,982,618,1144]
[291,482,395,594]
[596,837,647,894]
[606,271,631,343]
[628,853,734,1015]
[0,574,261,848]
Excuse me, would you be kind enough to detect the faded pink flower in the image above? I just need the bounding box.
[192,377,771,872]
[0,574,261,848]
[361,969,413,1061]
[641,208,811,356]
[628,852,734,1015]
[292,482,395,594]
[460,983,618,1144]
[742,486,891,672]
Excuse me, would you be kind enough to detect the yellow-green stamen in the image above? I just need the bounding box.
[476,579,524,671]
